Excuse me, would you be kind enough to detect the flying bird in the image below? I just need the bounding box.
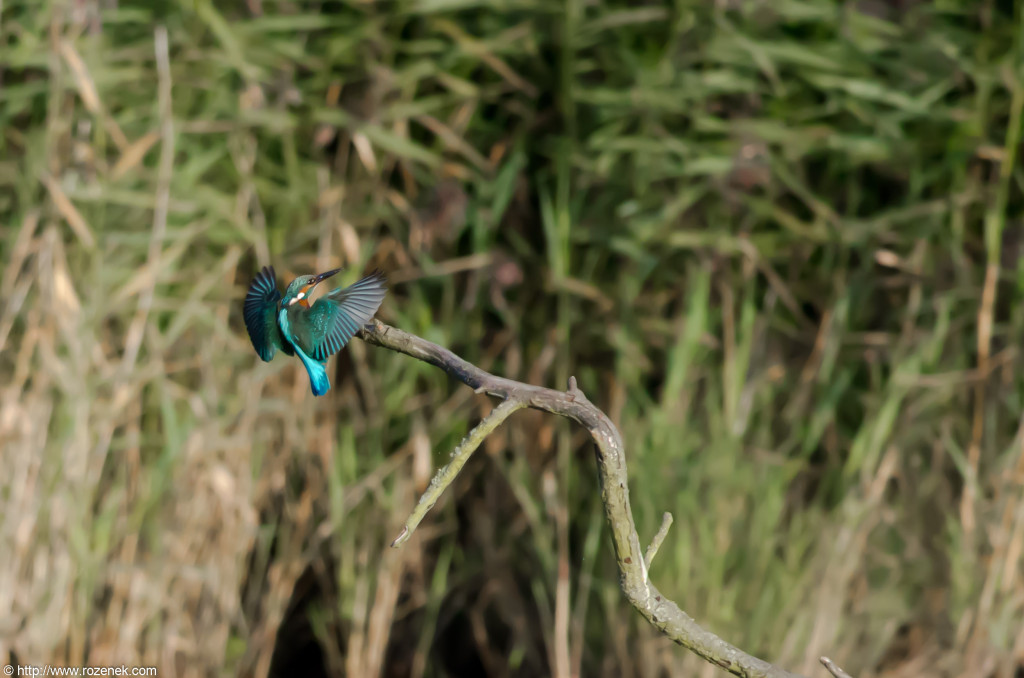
[243,266,387,396]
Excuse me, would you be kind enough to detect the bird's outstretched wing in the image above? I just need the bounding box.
[243,266,290,361]
[298,269,388,362]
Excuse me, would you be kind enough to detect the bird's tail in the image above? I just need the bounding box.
[296,348,331,396]
[306,363,331,397]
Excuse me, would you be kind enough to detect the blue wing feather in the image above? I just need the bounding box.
[243,266,289,361]
[290,270,387,362]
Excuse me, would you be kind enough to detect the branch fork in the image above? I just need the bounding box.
[358,319,842,678]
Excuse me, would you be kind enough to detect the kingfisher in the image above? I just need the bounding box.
[243,266,387,396]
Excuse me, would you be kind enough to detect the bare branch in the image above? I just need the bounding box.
[359,319,809,678]
[819,657,854,678]
[644,512,674,569]
[391,397,525,547]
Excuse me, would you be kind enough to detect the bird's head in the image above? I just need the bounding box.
[282,268,342,308]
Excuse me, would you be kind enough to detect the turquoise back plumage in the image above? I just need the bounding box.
[278,306,333,396]
[243,266,387,396]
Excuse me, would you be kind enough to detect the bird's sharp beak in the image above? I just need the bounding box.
[311,267,342,288]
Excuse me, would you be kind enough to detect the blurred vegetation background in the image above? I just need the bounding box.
[2,0,1023,677]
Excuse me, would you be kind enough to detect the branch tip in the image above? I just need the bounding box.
[390,398,524,546]
[819,657,854,678]
[644,511,674,568]
[391,525,409,548]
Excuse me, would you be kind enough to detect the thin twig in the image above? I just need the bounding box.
[644,512,674,569]
[391,397,525,547]
[359,319,812,677]
[819,657,854,678]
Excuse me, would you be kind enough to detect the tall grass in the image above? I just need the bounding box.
[1,1,1023,676]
